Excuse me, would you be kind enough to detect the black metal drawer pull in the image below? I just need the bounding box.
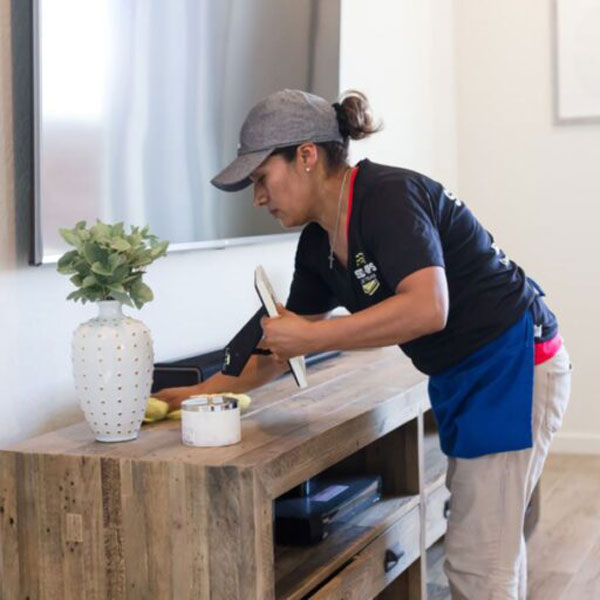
[384,548,405,573]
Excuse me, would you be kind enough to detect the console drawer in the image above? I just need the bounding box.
[308,506,420,600]
[425,484,450,548]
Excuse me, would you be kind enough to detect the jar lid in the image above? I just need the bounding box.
[181,395,239,412]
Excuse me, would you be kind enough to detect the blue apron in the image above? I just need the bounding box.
[428,309,535,458]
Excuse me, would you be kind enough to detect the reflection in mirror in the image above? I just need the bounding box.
[33,0,340,263]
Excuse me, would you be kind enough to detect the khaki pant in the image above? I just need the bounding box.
[443,345,572,600]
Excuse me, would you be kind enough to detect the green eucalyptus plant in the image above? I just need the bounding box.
[56,220,169,309]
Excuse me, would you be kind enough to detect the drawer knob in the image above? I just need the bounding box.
[384,547,405,573]
[443,499,451,520]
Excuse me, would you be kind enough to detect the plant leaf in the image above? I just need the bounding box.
[58,221,168,306]
[66,289,85,302]
[111,222,125,238]
[150,240,169,258]
[130,280,153,309]
[83,242,108,266]
[112,264,130,282]
[107,289,133,306]
[82,274,97,288]
[57,263,78,275]
[57,249,78,268]
[59,228,82,249]
[110,238,131,252]
[91,220,112,242]
[131,248,153,267]
[75,261,91,276]
[107,252,126,273]
[77,228,91,242]
[91,261,113,277]
[107,282,126,293]
[122,272,143,284]
[83,285,108,303]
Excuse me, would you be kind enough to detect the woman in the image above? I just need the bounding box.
[154,89,572,599]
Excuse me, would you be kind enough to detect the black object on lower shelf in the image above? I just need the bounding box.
[275,475,382,546]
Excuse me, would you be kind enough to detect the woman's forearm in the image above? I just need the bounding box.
[309,292,444,353]
[190,353,287,395]
[260,267,448,360]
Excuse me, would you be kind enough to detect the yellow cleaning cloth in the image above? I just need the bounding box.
[143,394,251,424]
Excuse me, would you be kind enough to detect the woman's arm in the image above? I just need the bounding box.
[152,352,288,410]
[199,352,288,392]
[261,266,449,360]
[153,312,329,410]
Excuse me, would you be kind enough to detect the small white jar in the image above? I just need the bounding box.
[181,395,241,447]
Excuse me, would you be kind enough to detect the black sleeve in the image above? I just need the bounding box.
[285,227,339,315]
[363,179,445,291]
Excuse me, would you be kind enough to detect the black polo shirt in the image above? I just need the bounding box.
[286,159,557,375]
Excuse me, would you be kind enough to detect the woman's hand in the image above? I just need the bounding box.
[151,385,199,411]
[260,304,318,361]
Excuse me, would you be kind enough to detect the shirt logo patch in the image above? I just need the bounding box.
[444,188,463,207]
[354,252,381,296]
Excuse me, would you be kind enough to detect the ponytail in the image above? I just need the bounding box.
[333,90,382,141]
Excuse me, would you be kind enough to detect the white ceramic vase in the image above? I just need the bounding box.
[71,300,154,442]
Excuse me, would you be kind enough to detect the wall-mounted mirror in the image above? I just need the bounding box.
[32,0,340,264]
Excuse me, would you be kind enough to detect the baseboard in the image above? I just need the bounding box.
[550,431,600,454]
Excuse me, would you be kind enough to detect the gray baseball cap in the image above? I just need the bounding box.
[211,89,344,192]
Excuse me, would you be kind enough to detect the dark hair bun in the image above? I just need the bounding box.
[335,90,382,140]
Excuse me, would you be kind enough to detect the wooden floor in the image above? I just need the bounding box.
[427,453,600,599]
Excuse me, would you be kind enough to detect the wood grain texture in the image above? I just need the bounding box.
[377,558,424,600]
[0,452,19,599]
[120,459,150,598]
[256,388,423,498]
[365,424,411,496]
[206,466,273,600]
[425,484,450,550]
[308,507,420,600]
[101,457,126,598]
[275,496,419,600]
[527,454,600,600]
[0,348,442,599]
[61,455,105,600]
[413,412,427,599]
[7,349,422,469]
[16,452,43,599]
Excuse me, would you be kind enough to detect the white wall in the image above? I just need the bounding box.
[454,0,600,452]
[341,0,457,187]
[0,0,457,446]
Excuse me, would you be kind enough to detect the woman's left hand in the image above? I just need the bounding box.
[260,304,317,361]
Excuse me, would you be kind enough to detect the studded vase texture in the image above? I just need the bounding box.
[71,301,154,442]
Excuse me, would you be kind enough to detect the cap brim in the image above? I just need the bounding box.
[210,148,274,192]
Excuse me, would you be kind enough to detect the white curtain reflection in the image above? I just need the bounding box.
[38,0,339,260]
[41,0,109,122]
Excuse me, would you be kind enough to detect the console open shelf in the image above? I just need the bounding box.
[275,494,420,599]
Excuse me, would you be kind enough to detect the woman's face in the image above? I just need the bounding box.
[250,152,314,228]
